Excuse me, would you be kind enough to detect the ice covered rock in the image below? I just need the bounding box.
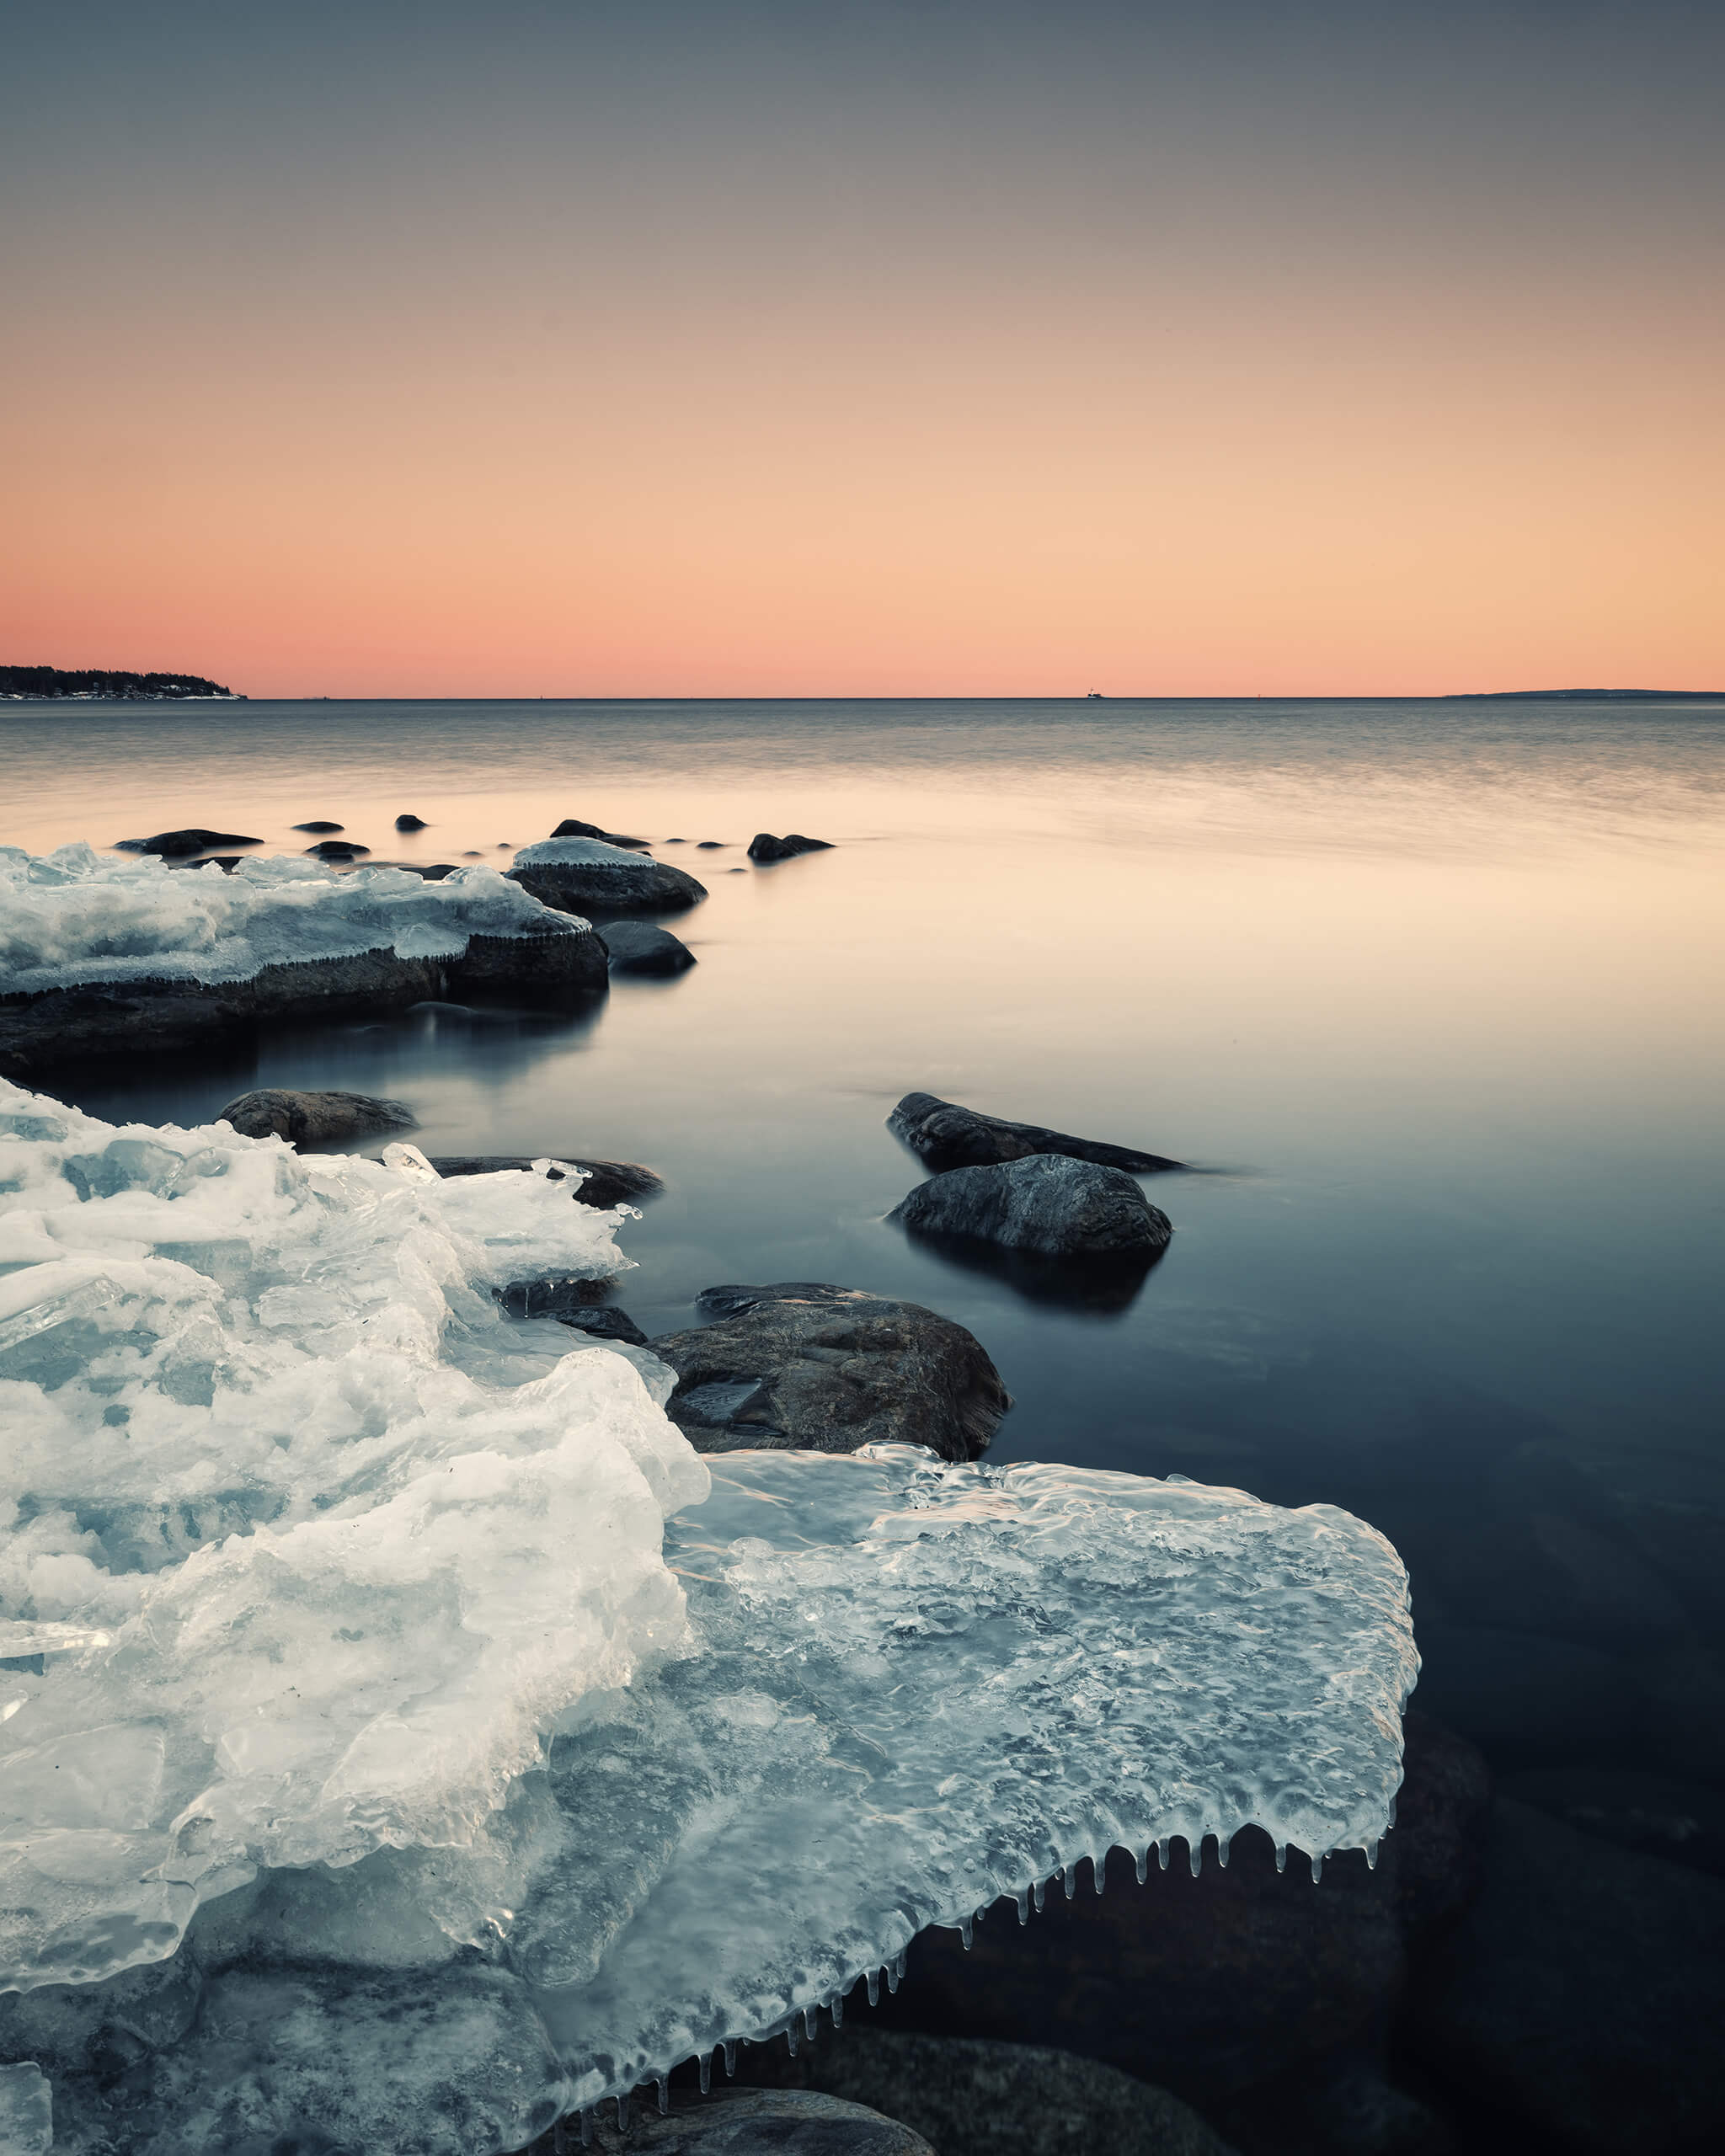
[510,838,708,915]
[0,1086,1418,2155]
[0,845,607,1073]
[429,1155,665,1209]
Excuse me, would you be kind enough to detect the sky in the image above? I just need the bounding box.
[3,0,1722,697]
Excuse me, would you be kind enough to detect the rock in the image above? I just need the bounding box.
[305,838,370,860]
[219,1089,416,1143]
[748,832,833,862]
[736,2028,1236,2156]
[1498,1765,1725,1879]
[697,841,725,849]
[510,838,708,915]
[494,1280,648,1342]
[888,1091,1184,1173]
[292,819,344,833]
[553,2087,934,2155]
[394,813,427,830]
[650,1283,1010,1460]
[891,1154,1172,1259]
[551,817,650,846]
[425,1155,663,1210]
[113,828,263,857]
[165,855,242,872]
[602,922,697,976]
[866,1715,1488,2108]
[1408,1799,1725,2154]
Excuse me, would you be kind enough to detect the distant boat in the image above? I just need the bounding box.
[1087,690,1105,700]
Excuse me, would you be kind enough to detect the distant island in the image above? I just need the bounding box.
[1445,687,1722,702]
[1,665,243,701]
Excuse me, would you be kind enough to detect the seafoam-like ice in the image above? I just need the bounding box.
[0,1083,1419,2156]
[0,844,580,993]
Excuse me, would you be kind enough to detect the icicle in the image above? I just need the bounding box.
[867,1971,880,2008]
[831,1990,843,2029]
[1218,1835,1231,1869]
[699,2053,712,2096]
[1062,1865,1076,1901]
[1274,1841,1287,1874]
[724,2042,736,2080]
[553,2119,567,2154]
[786,2023,798,2059]
[1188,1836,1203,1879]
[886,1958,900,1995]
[1365,1838,1379,1871]
[959,1915,974,1951]
[1388,1793,1397,1828]
[1156,1838,1170,1871]
[1016,1887,1030,1924]
[656,2079,669,2117]
[616,2095,628,2132]
[579,2108,593,2148]
[1032,1877,1045,1913]
[896,1950,906,1980]
[1310,1852,1324,1884]
[1135,1847,1148,1886]
[1092,1854,1106,1896]
[804,2005,818,2041]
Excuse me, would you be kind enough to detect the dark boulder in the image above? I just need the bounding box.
[426,1155,662,1210]
[292,819,344,833]
[551,817,650,847]
[394,813,428,830]
[220,1089,415,1143]
[867,1714,1489,2109]
[748,832,833,862]
[550,2088,934,2155]
[697,841,726,849]
[305,838,370,861]
[891,1154,1172,1259]
[113,829,262,857]
[736,2029,1236,2156]
[888,1091,1183,1174]
[602,922,697,977]
[651,1283,1010,1460]
[510,839,707,916]
[1407,1798,1725,2154]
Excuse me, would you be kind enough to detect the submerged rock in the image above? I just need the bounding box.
[395,813,428,830]
[574,2089,934,2154]
[510,837,708,915]
[292,819,344,833]
[114,828,262,857]
[748,832,833,862]
[888,1091,1183,1173]
[651,1283,1011,1460]
[603,921,697,976]
[305,838,370,860]
[551,817,650,846]
[427,1155,663,1210]
[891,1154,1172,1259]
[737,2029,1236,2156]
[220,1088,416,1144]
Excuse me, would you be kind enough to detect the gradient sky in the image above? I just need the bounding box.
[3,0,1721,696]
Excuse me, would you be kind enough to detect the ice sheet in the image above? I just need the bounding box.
[0,845,580,992]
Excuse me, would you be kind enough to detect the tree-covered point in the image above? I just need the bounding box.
[1,665,238,699]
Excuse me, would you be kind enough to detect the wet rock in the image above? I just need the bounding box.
[113,828,262,857]
[891,1154,1172,1260]
[1498,1765,1725,1879]
[867,1716,1487,2107]
[651,1283,1010,1460]
[602,922,697,976]
[889,1091,1185,1174]
[748,832,833,862]
[737,2028,1236,2156]
[426,1155,663,1210]
[292,819,344,833]
[697,841,726,849]
[563,2088,934,2155]
[220,1088,416,1143]
[551,817,650,846]
[494,1280,649,1343]
[1408,1799,1725,2154]
[395,813,428,830]
[510,838,707,916]
[305,838,371,861]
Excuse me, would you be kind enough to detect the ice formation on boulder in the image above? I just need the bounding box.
[0,1085,1419,2155]
[0,844,580,994]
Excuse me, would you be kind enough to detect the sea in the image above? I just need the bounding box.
[3,693,1722,1804]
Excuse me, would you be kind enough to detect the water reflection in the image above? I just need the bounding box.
[893,1220,1164,1315]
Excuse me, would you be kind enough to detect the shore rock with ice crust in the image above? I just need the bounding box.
[0,1083,1418,2156]
[0,846,607,1075]
[510,836,708,915]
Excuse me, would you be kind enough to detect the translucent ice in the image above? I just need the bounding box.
[0,844,580,993]
[0,1086,1419,2155]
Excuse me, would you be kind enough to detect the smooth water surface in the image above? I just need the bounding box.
[4,696,1722,1791]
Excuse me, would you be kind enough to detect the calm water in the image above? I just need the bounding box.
[5,696,1723,1793]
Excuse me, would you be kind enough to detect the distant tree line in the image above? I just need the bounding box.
[0,664,236,699]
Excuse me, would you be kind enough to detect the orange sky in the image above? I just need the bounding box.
[3,1,1722,696]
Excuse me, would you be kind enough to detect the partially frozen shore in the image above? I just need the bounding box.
[0,846,606,1075]
[0,1083,1418,2153]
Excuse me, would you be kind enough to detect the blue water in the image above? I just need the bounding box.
[6,694,1723,1793]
